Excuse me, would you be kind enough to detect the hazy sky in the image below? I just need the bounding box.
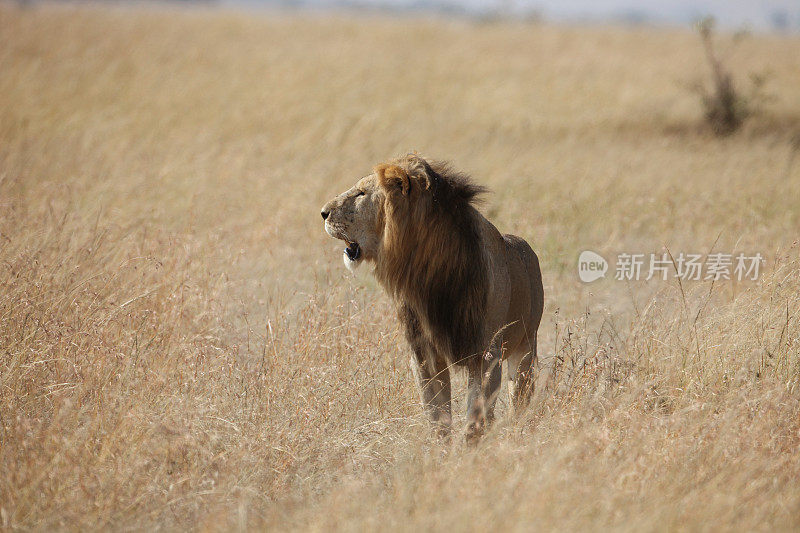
[265,0,800,30]
[522,0,800,29]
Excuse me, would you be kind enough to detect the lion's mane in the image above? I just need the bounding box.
[373,156,490,365]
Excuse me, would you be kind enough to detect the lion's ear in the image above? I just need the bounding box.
[375,164,410,196]
[406,154,435,190]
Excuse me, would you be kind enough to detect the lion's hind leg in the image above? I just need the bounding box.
[465,334,503,444]
[506,331,537,414]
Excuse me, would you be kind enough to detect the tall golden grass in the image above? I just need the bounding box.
[1,3,799,530]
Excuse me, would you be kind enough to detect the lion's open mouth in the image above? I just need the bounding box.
[344,241,361,261]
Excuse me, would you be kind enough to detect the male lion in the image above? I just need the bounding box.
[321,154,544,441]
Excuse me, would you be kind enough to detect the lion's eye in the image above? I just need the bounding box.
[354,191,365,197]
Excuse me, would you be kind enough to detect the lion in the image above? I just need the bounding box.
[321,154,544,441]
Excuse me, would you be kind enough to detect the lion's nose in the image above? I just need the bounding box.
[321,210,329,220]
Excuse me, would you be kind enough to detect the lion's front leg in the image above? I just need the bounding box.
[412,350,452,438]
[465,335,502,444]
[400,305,451,437]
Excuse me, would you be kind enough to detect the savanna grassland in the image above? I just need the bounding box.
[1,3,800,530]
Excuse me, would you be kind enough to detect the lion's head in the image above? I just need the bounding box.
[320,154,455,272]
[320,172,384,271]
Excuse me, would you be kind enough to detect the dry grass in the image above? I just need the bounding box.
[1,3,800,530]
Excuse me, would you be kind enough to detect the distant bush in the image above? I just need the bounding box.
[694,17,772,136]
